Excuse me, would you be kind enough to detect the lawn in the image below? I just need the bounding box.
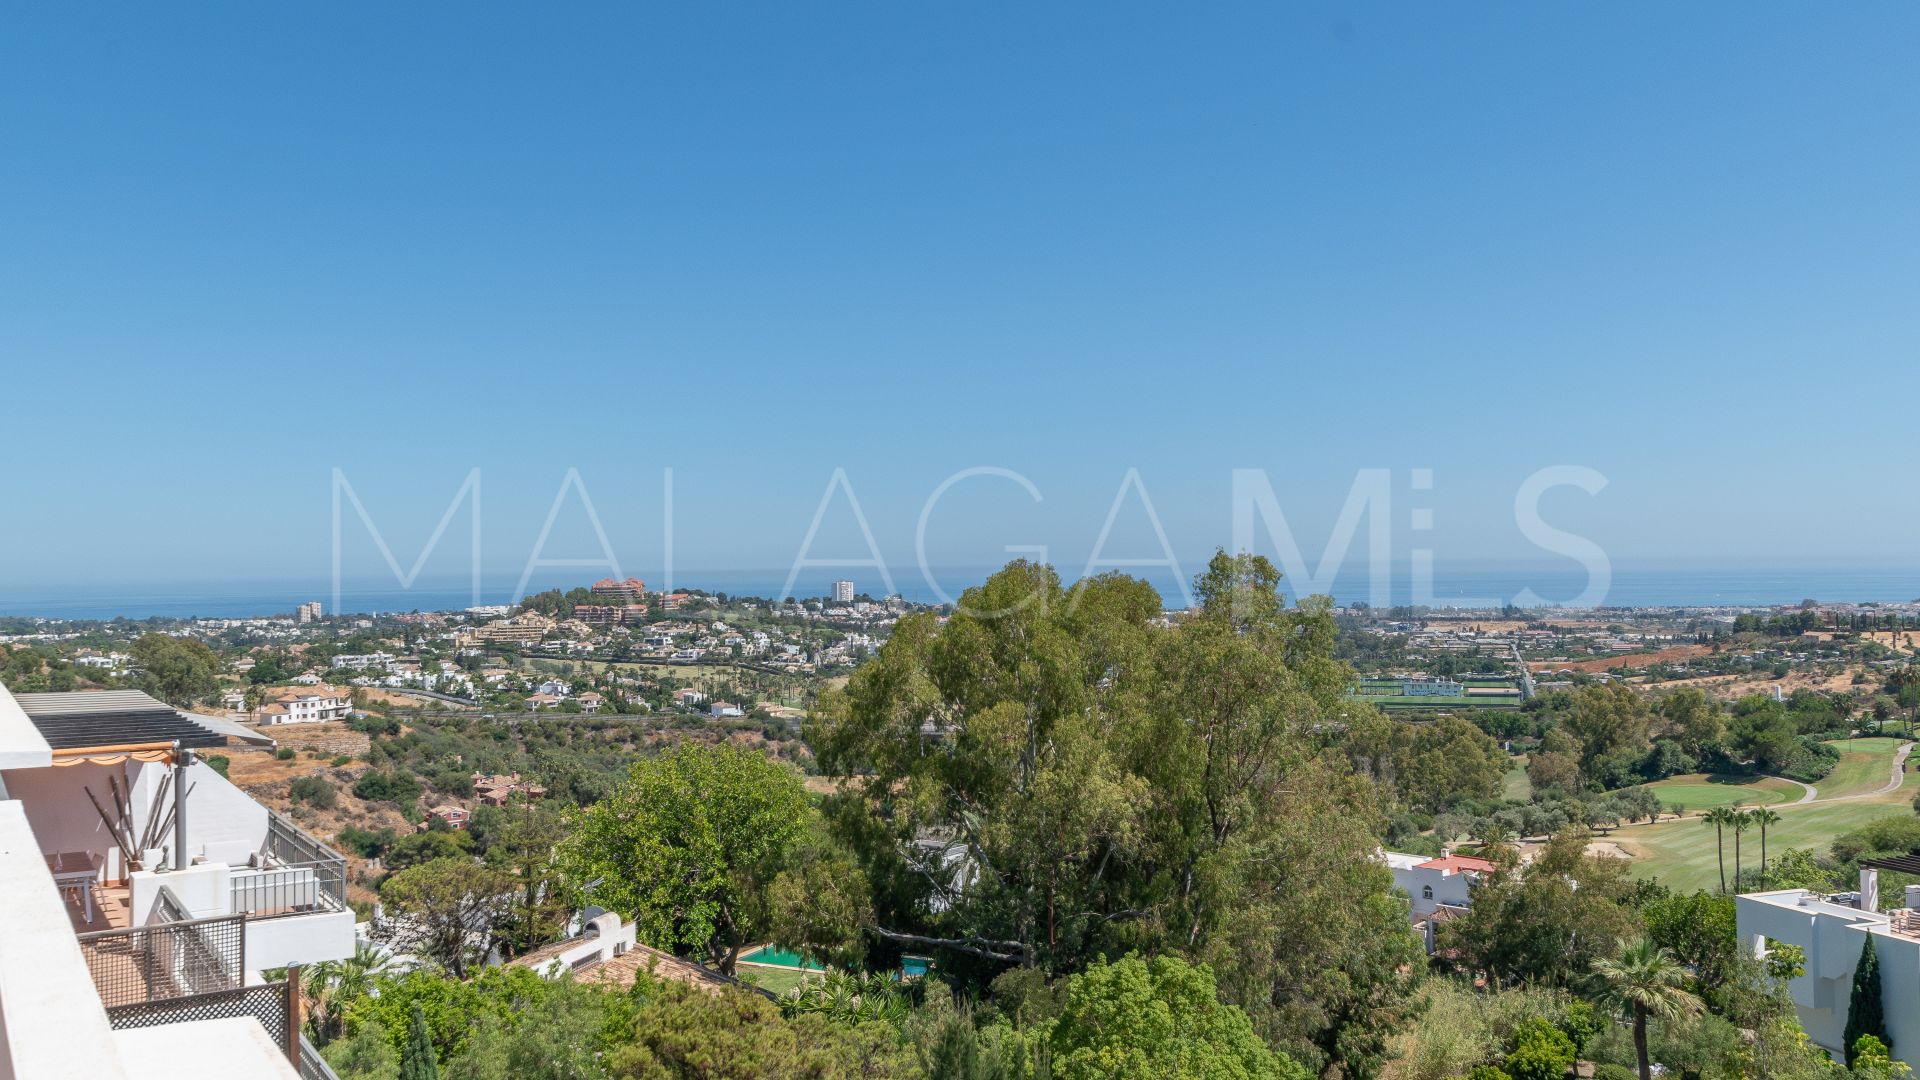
[736,965,819,996]
[1502,758,1532,802]
[1609,737,1916,893]
[1634,773,1798,812]
[1614,797,1914,893]
[1813,735,1907,798]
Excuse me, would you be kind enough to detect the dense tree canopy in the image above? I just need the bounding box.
[807,555,1423,1076]
[560,742,810,973]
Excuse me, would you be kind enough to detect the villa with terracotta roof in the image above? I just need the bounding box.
[1383,848,1496,953]
[511,911,744,996]
[256,682,352,725]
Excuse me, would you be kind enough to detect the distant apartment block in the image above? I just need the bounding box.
[590,577,648,604]
[295,600,322,623]
[574,603,648,626]
[833,579,855,603]
[475,611,556,643]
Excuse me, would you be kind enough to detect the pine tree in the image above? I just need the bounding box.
[400,1002,440,1080]
[1844,935,1887,1065]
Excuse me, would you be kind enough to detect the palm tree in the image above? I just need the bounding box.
[1589,939,1704,1080]
[1704,808,1731,893]
[1750,807,1783,887]
[305,941,393,1044]
[1730,807,1753,891]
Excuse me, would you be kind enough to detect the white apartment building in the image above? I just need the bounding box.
[256,684,352,725]
[1737,868,1920,1070]
[0,681,354,1078]
[833,580,855,603]
[330,651,395,670]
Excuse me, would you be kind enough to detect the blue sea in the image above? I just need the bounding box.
[1,561,1917,620]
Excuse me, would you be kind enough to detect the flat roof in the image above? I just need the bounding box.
[12,690,227,751]
[0,681,54,769]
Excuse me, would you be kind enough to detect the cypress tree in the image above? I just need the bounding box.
[400,1002,440,1080]
[1844,935,1887,1065]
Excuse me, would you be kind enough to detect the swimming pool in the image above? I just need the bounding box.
[736,946,933,978]
[737,946,826,971]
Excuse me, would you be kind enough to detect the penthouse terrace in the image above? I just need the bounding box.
[0,681,354,1079]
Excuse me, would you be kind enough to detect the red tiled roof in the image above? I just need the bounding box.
[1415,855,1497,874]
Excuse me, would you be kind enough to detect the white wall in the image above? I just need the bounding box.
[0,801,132,1080]
[244,908,356,975]
[1737,891,1920,1069]
[0,756,267,880]
[1387,862,1473,915]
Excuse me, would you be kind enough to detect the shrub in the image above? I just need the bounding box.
[354,771,423,804]
[289,775,337,809]
[1832,815,1920,865]
[1592,1066,1637,1080]
[1558,1000,1600,1054]
[1465,1069,1512,1080]
[204,754,230,777]
[276,747,296,761]
[1504,1018,1575,1080]
[338,825,397,859]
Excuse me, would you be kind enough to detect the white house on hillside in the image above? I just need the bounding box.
[1737,867,1920,1070]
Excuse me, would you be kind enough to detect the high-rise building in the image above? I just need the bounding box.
[832,580,855,603]
[295,601,323,623]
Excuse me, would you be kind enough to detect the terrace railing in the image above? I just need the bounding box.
[233,809,347,917]
[78,885,245,1007]
[75,886,310,1071]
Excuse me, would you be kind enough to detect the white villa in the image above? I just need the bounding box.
[256,684,352,725]
[0,680,355,1078]
[1383,848,1495,951]
[1737,865,1920,1070]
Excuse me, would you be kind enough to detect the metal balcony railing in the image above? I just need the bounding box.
[78,886,245,1007]
[232,809,348,918]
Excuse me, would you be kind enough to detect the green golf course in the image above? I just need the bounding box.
[1609,737,1915,893]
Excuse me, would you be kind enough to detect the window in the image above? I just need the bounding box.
[1421,886,1433,900]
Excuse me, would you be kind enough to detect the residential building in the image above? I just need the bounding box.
[295,601,322,623]
[510,910,737,995]
[1383,848,1494,952]
[590,577,648,604]
[475,612,556,643]
[0,681,353,1078]
[709,701,744,718]
[833,580,855,603]
[427,805,469,830]
[1737,868,1920,1069]
[331,651,396,670]
[574,604,624,626]
[577,691,604,712]
[256,684,352,725]
[473,772,547,805]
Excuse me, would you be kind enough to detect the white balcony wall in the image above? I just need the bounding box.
[0,756,267,880]
[244,907,357,975]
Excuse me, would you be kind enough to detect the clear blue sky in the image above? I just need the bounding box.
[3,3,1918,592]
